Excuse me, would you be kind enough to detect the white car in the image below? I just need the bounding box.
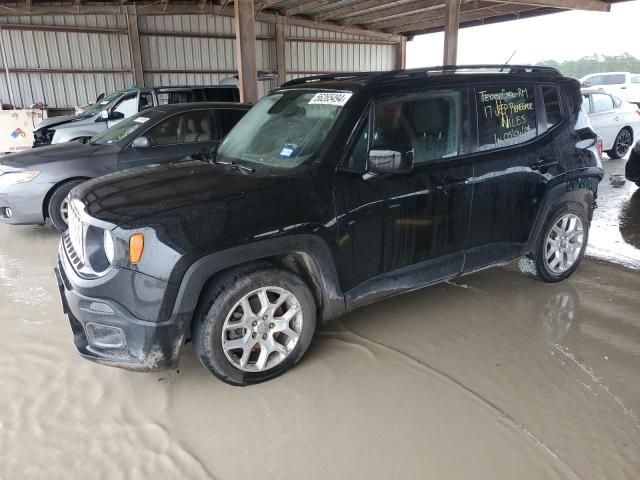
[581,89,640,159]
[580,72,640,106]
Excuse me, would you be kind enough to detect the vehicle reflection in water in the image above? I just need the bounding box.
[619,188,640,249]
[586,158,640,268]
[539,290,577,345]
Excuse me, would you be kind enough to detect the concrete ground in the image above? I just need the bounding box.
[0,157,638,479]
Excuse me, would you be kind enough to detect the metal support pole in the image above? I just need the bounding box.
[396,36,407,70]
[234,0,259,103]
[275,16,286,86]
[443,0,460,66]
[126,5,144,87]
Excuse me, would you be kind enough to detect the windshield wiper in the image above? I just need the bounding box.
[214,160,255,174]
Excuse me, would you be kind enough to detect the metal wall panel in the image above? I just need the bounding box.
[0,13,394,108]
[0,15,131,108]
[139,15,277,98]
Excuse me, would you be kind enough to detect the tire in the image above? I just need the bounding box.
[607,128,633,159]
[192,264,317,386]
[518,204,589,283]
[47,180,84,232]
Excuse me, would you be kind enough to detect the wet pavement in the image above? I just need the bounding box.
[0,157,639,479]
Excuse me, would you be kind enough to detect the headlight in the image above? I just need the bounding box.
[0,170,40,187]
[103,229,115,264]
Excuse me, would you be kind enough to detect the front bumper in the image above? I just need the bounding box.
[55,239,190,371]
[0,181,49,225]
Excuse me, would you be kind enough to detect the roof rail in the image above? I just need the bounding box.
[367,65,562,84]
[281,72,376,87]
[280,65,562,88]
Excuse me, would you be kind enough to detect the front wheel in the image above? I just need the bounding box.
[607,128,633,159]
[193,264,317,386]
[518,206,589,283]
[47,180,84,232]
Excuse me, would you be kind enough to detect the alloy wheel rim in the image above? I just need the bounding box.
[544,214,584,274]
[60,198,69,224]
[221,286,303,372]
[616,130,632,157]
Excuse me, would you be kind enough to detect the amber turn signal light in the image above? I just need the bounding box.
[129,233,144,264]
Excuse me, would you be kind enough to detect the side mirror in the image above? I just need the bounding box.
[109,111,125,121]
[582,82,591,88]
[131,136,151,148]
[99,110,109,120]
[368,147,414,175]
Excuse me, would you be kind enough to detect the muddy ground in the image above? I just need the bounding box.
[0,157,638,480]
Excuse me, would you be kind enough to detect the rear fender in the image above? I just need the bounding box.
[525,177,599,256]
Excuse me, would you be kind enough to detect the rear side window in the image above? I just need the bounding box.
[592,93,614,113]
[157,91,194,104]
[602,74,626,85]
[476,86,536,150]
[205,88,238,102]
[542,86,562,130]
[373,90,461,164]
[632,75,640,85]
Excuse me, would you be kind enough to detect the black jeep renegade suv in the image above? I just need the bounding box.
[55,66,603,385]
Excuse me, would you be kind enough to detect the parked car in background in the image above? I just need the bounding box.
[581,88,640,158]
[625,140,640,186]
[1,102,249,231]
[580,72,640,106]
[54,66,603,385]
[33,85,240,147]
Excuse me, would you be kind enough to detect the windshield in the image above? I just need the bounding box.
[217,90,352,169]
[90,110,161,145]
[81,91,127,117]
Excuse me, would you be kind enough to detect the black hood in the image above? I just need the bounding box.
[0,142,115,169]
[71,160,286,226]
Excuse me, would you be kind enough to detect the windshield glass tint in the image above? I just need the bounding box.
[91,110,161,145]
[217,90,351,169]
[82,91,126,117]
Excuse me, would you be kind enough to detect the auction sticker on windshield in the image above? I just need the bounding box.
[134,117,150,124]
[309,92,353,106]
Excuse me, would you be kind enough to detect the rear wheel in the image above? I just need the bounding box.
[607,128,633,159]
[47,180,84,232]
[518,205,588,283]
[192,264,317,386]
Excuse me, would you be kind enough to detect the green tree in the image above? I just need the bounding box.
[537,54,640,78]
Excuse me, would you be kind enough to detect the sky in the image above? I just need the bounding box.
[407,0,640,67]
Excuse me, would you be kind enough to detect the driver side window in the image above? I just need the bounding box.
[373,91,461,164]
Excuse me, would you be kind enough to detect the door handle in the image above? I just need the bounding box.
[530,158,559,171]
[436,176,470,192]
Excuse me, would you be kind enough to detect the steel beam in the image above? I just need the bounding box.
[234,0,259,103]
[443,0,460,65]
[126,5,144,87]
[276,16,286,86]
[490,0,609,11]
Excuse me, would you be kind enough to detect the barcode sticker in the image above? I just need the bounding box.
[308,92,352,106]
